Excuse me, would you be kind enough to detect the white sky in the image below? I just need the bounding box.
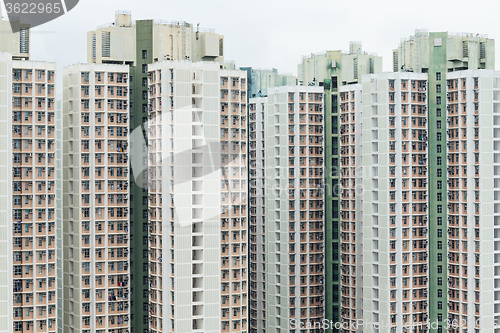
[24,0,500,78]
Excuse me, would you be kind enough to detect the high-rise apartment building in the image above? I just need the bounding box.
[444,69,500,330]
[0,12,63,332]
[298,43,382,328]
[0,51,14,333]
[146,61,247,332]
[0,52,17,333]
[248,97,267,333]
[250,86,325,332]
[338,82,363,333]
[63,63,130,333]
[245,69,297,333]
[357,69,500,332]
[358,72,430,332]
[0,51,62,333]
[87,13,227,331]
[340,66,500,333]
[394,30,495,330]
[308,33,499,333]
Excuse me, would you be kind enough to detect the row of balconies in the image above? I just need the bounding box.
[13,70,55,84]
[13,112,56,125]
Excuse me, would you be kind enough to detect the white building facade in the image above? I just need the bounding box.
[338,83,363,332]
[248,97,267,333]
[361,72,430,332]
[260,86,325,332]
[147,61,248,333]
[63,63,131,333]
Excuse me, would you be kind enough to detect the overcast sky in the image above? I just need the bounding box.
[19,0,500,78]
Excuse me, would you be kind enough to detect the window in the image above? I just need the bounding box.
[437,169,442,177]
[437,181,442,189]
[437,133,441,141]
[436,96,441,105]
[142,64,147,73]
[12,97,21,108]
[436,72,441,81]
[436,84,441,93]
[437,301,443,310]
[437,229,442,237]
[437,120,441,129]
[142,50,148,59]
[13,69,22,81]
[437,157,442,165]
[436,108,441,117]
[437,253,442,261]
[437,205,442,213]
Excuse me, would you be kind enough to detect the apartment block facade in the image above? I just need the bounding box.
[359,72,430,332]
[147,61,247,332]
[395,30,496,330]
[0,51,63,333]
[338,83,363,332]
[336,67,500,333]
[9,56,62,333]
[0,11,63,332]
[297,43,382,329]
[87,13,227,331]
[249,86,325,332]
[445,70,500,330]
[63,63,131,333]
[248,97,267,332]
[0,51,15,333]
